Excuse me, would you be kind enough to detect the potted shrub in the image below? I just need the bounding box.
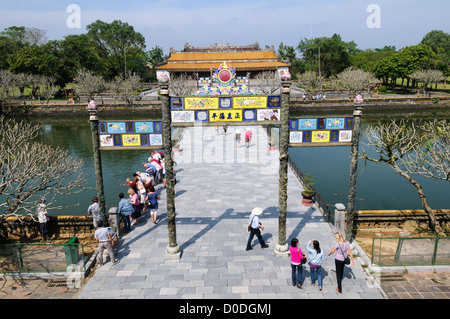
[172,139,181,153]
[269,136,277,151]
[301,173,315,206]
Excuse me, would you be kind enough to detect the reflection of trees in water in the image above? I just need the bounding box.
[16,111,450,215]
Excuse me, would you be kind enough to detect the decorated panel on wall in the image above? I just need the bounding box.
[170,95,281,125]
[170,62,281,125]
[289,117,354,146]
[233,96,267,109]
[184,97,219,110]
[99,120,163,150]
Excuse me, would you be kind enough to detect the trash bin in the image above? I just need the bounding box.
[63,236,80,266]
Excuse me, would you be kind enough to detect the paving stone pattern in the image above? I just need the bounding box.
[77,125,385,299]
[380,272,450,299]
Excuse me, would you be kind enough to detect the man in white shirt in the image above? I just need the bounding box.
[87,197,100,227]
[94,220,119,266]
[36,197,49,242]
[149,151,163,182]
[149,150,162,163]
[246,207,269,251]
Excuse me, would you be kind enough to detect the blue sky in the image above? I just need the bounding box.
[0,0,448,55]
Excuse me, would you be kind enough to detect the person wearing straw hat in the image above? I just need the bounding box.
[246,207,269,251]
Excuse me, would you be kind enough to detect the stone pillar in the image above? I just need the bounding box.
[159,81,180,259]
[87,100,107,225]
[275,73,291,255]
[334,203,346,234]
[108,207,120,237]
[345,94,363,242]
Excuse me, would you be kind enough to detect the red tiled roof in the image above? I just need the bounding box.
[156,61,287,72]
[156,51,289,71]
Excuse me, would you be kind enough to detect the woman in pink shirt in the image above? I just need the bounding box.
[289,238,306,288]
[128,188,141,225]
[245,128,252,148]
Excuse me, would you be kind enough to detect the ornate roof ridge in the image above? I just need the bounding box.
[169,42,275,54]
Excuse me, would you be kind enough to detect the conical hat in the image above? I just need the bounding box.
[251,207,263,216]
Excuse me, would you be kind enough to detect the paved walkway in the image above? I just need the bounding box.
[1,126,448,300]
[76,125,385,299]
[380,272,450,299]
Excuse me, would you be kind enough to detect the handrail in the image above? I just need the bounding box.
[288,155,334,225]
[0,242,86,274]
[371,236,449,266]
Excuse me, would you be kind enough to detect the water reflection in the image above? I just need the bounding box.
[289,119,450,212]
[27,116,159,216]
[9,112,450,215]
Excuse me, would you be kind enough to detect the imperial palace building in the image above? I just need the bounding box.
[155,42,289,85]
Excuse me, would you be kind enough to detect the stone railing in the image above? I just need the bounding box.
[1,215,95,242]
[1,207,124,243]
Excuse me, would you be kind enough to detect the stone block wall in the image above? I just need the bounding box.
[0,215,95,242]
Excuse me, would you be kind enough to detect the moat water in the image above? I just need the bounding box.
[3,109,450,216]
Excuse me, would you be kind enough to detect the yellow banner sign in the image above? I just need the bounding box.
[122,134,141,146]
[311,131,330,143]
[185,97,219,110]
[209,110,243,122]
[233,96,267,109]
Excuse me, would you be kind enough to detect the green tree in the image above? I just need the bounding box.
[0,26,29,70]
[144,45,165,82]
[147,45,164,67]
[86,20,146,80]
[7,43,60,80]
[397,44,436,87]
[297,34,358,77]
[278,42,304,80]
[350,46,396,72]
[421,30,450,87]
[57,34,102,83]
[372,44,436,88]
[278,42,297,64]
[0,26,50,71]
[421,30,450,55]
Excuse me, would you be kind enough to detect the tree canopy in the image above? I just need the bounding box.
[297,34,358,77]
[86,20,146,80]
[0,22,448,98]
[0,20,149,85]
